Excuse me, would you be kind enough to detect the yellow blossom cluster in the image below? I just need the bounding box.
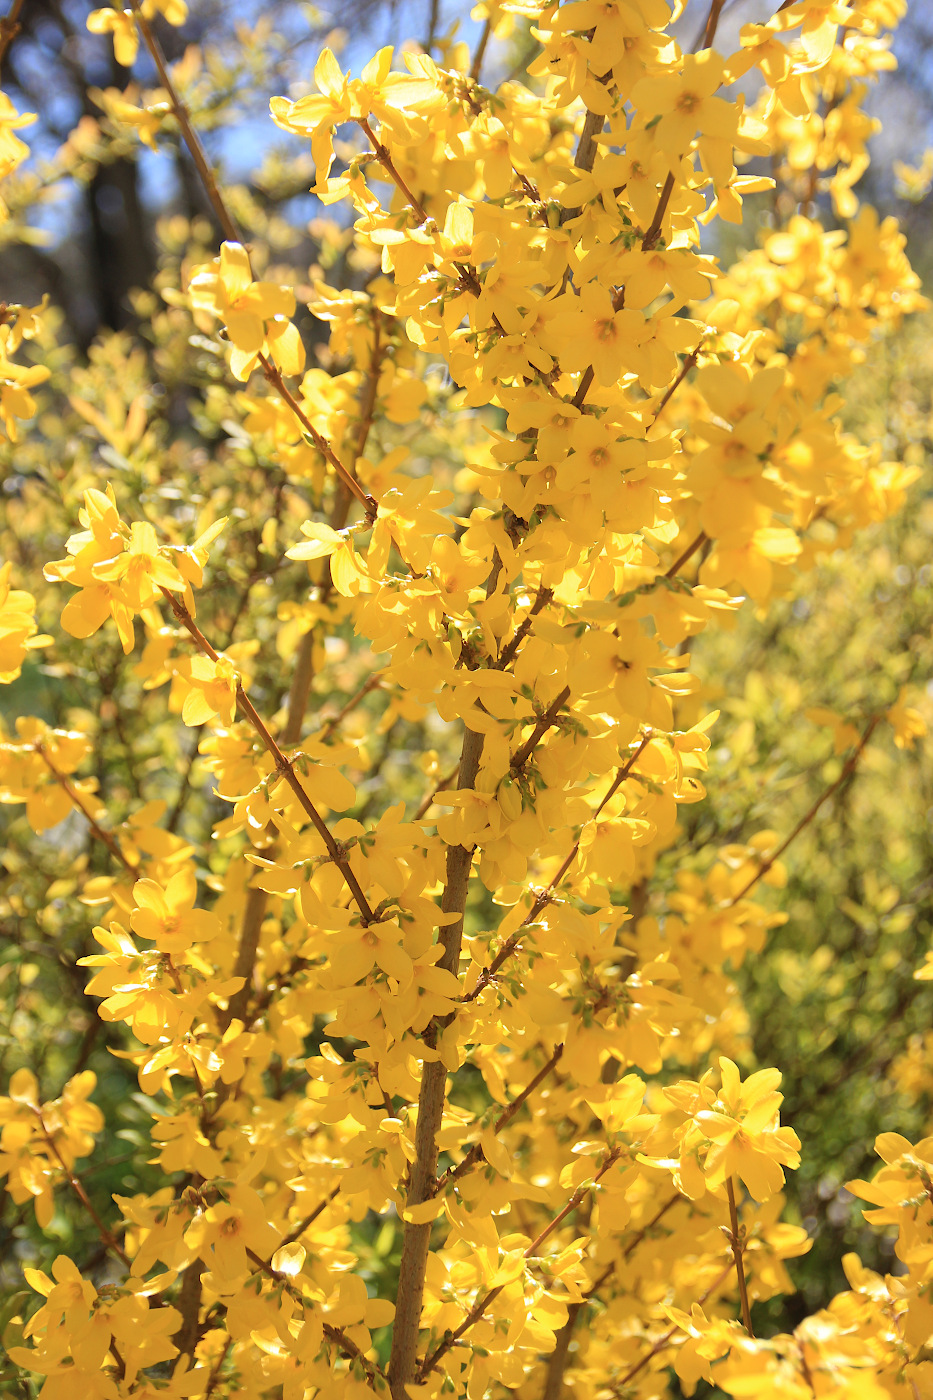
[0,0,930,1397]
[0,560,49,681]
[0,1069,102,1228]
[0,87,33,220]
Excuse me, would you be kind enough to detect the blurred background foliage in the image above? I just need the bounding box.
[1,0,933,1381]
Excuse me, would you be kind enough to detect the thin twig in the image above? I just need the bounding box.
[34,745,138,877]
[496,587,553,670]
[467,733,652,1000]
[642,172,675,252]
[615,1262,733,1387]
[727,715,879,906]
[414,761,460,821]
[540,1198,680,1400]
[419,1149,622,1378]
[726,1176,753,1335]
[128,0,238,240]
[159,587,377,925]
[435,1042,566,1191]
[355,116,508,337]
[424,0,440,56]
[261,358,376,521]
[702,0,727,48]
[36,1111,130,1265]
[510,686,572,772]
[203,1334,233,1397]
[358,117,429,224]
[653,346,700,421]
[273,1187,342,1251]
[665,531,707,580]
[319,670,384,742]
[244,1248,387,1387]
[0,0,27,74]
[470,14,492,81]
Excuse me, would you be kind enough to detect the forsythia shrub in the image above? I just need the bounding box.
[0,0,931,1396]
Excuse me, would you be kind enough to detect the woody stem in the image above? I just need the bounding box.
[726,1176,754,1336]
[388,718,485,1400]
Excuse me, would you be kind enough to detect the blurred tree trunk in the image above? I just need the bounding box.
[86,154,154,332]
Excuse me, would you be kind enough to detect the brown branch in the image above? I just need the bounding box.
[283,307,386,754]
[541,1298,583,1400]
[355,117,509,337]
[571,366,595,410]
[358,117,430,225]
[128,0,239,242]
[470,14,492,81]
[727,715,879,906]
[166,564,265,832]
[159,587,377,925]
[221,483,374,1033]
[166,729,204,833]
[665,531,707,580]
[356,309,384,462]
[614,1261,733,1388]
[641,6,733,255]
[642,172,675,252]
[244,1248,387,1386]
[496,587,553,670]
[559,39,610,226]
[282,632,318,749]
[568,1,716,401]
[0,0,27,75]
[510,686,572,773]
[218,881,267,1032]
[274,1187,342,1251]
[419,1148,622,1379]
[34,745,138,877]
[389,719,485,1400]
[468,733,652,1000]
[319,670,384,743]
[261,358,376,522]
[653,346,700,421]
[36,1110,130,1265]
[172,1260,204,1361]
[797,1337,818,1397]
[424,0,440,57]
[726,1176,753,1335]
[417,586,561,821]
[573,106,605,177]
[414,761,460,821]
[435,1042,566,1192]
[701,0,727,48]
[109,1341,127,1381]
[545,1182,679,1387]
[203,1334,233,1397]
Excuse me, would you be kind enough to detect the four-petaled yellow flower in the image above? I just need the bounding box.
[130,868,221,955]
[660,1057,801,1202]
[632,51,740,174]
[188,241,305,381]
